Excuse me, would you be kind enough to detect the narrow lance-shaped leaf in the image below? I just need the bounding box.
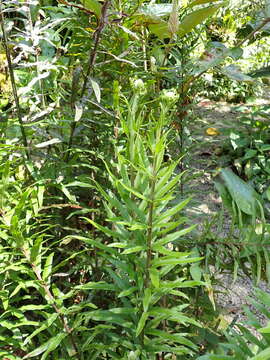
[136,311,149,337]
[42,252,54,285]
[188,0,219,7]
[23,333,67,359]
[90,77,101,103]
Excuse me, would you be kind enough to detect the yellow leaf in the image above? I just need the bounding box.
[205,127,220,136]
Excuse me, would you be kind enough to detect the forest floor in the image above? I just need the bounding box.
[183,95,270,331]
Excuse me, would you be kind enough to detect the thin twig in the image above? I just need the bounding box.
[57,0,96,16]
[81,0,111,96]
[65,1,111,162]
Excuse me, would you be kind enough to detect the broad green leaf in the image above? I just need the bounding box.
[65,181,94,188]
[169,289,189,299]
[30,236,43,268]
[137,4,173,20]
[178,5,221,37]
[20,304,49,311]
[219,168,261,215]
[106,267,129,290]
[190,263,202,281]
[161,279,204,288]
[37,185,45,208]
[221,65,254,82]
[214,180,234,212]
[250,66,270,79]
[128,350,141,360]
[136,312,149,337]
[149,21,170,39]
[229,47,243,60]
[81,0,101,18]
[156,161,179,192]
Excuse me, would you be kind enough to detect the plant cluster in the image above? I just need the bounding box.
[1,0,270,359]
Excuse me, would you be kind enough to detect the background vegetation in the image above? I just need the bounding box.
[1,0,270,358]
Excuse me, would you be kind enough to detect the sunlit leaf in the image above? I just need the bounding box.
[205,127,220,136]
[178,5,221,37]
[188,0,219,7]
[35,138,62,148]
[80,0,101,17]
[221,65,255,82]
[90,77,101,103]
[23,333,66,359]
[136,311,149,337]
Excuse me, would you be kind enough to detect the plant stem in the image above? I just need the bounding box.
[145,156,157,287]
[81,0,111,96]
[0,4,30,160]
[22,247,80,359]
[65,1,111,162]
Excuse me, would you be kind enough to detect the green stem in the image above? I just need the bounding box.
[145,152,158,287]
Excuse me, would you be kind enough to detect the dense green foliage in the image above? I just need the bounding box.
[1,0,270,358]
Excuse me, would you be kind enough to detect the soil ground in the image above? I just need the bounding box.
[182,95,270,331]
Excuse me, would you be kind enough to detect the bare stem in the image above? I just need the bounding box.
[81,0,111,96]
[65,1,111,162]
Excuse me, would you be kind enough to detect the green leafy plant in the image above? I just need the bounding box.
[218,105,270,196]
[198,288,270,360]
[72,82,205,358]
[0,83,207,359]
